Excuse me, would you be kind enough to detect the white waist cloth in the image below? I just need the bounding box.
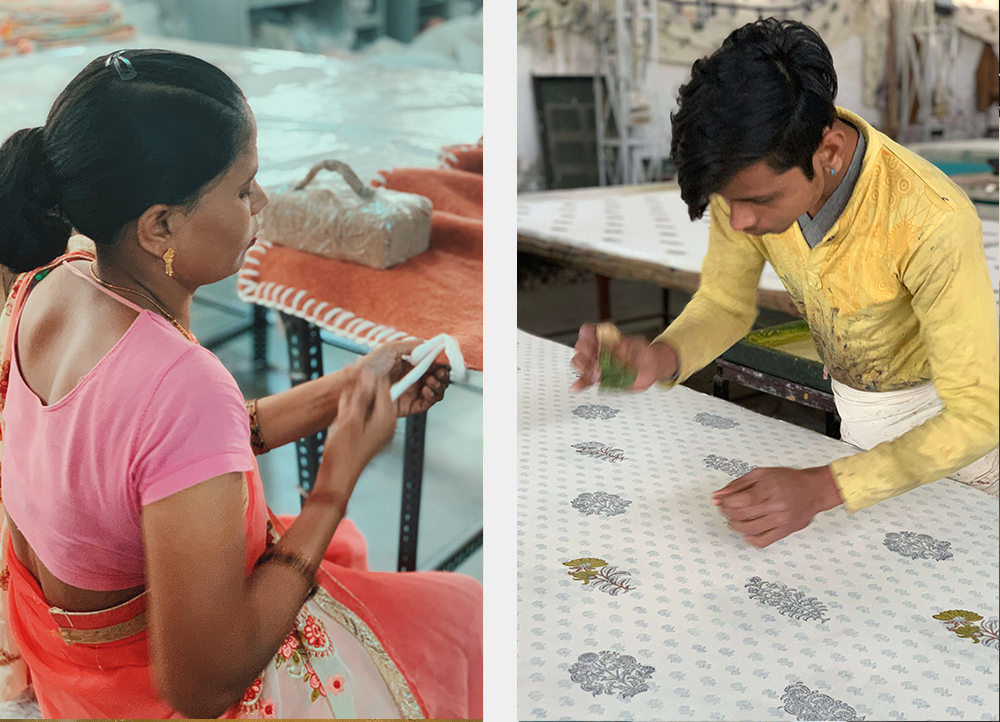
[831,378,999,497]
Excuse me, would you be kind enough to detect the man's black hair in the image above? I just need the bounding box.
[670,18,838,220]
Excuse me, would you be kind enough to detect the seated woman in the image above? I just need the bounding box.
[0,49,481,719]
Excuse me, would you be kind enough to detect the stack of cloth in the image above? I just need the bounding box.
[0,1,133,57]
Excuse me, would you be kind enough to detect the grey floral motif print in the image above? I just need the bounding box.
[883,531,953,561]
[694,412,740,429]
[704,454,755,477]
[573,404,620,420]
[568,651,654,700]
[573,441,626,463]
[571,491,632,517]
[746,577,829,623]
[563,558,635,595]
[780,683,865,721]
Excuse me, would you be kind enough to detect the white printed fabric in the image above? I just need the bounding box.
[517,330,999,722]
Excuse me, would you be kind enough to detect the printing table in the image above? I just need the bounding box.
[517,329,999,721]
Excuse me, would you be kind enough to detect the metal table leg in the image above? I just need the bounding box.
[253,305,269,371]
[597,274,612,321]
[282,316,479,573]
[282,313,326,500]
[396,412,427,572]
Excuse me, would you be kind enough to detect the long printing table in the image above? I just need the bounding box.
[517,329,999,722]
[517,184,1000,320]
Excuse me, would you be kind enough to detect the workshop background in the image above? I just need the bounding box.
[516,0,999,437]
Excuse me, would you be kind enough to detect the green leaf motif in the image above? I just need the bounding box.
[953,625,982,643]
[564,558,608,568]
[934,610,983,623]
[311,688,321,702]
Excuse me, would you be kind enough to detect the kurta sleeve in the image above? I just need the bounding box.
[654,194,765,386]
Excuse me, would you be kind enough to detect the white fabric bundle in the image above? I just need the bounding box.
[390,334,466,403]
[831,378,999,497]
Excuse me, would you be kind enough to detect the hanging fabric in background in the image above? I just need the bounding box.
[517,0,863,65]
[655,0,861,65]
[953,0,1000,46]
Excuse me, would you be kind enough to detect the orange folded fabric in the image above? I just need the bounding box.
[238,159,483,371]
[441,139,483,175]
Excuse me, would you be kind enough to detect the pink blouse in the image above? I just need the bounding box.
[2,262,254,591]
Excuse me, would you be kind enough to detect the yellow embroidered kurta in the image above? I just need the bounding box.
[656,108,1000,513]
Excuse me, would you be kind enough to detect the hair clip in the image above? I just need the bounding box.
[105,51,136,80]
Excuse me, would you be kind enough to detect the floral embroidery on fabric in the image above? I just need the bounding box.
[745,577,829,623]
[704,454,755,477]
[260,698,277,718]
[297,609,334,658]
[0,648,22,667]
[0,358,10,413]
[883,531,953,561]
[568,651,654,700]
[238,674,264,714]
[273,626,330,703]
[572,441,626,463]
[0,564,9,592]
[780,682,865,721]
[563,558,635,595]
[694,412,740,429]
[328,674,346,696]
[571,491,632,517]
[573,404,620,420]
[933,610,1000,649]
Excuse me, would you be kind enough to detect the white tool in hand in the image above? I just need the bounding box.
[389,334,467,403]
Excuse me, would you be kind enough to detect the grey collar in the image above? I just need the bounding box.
[798,124,866,249]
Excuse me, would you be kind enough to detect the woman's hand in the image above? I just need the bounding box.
[358,339,450,417]
[314,369,396,504]
[712,466,844,548]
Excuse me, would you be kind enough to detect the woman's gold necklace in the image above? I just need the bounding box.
[88,262,197,344]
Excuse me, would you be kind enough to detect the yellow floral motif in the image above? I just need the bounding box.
[563,558,607,584]
[933,610,989,645]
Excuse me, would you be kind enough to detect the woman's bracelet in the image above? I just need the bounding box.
[255,548,319,599]
[246,399,269,455]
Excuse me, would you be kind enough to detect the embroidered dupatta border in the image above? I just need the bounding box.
[310,586,425,720]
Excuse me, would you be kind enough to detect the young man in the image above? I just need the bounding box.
[572,18,999,548]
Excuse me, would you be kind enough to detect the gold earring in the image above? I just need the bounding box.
[163,248,175,277]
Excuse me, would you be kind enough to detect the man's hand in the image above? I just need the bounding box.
[570,323,679,392]
[712,466,843,548]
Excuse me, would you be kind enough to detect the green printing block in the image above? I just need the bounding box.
[598,349,637,391]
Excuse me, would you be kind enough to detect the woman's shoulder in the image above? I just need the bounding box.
[143,332,243,403]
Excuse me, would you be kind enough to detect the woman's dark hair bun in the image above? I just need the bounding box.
[0,127,74,273]
[0,49,249,275]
